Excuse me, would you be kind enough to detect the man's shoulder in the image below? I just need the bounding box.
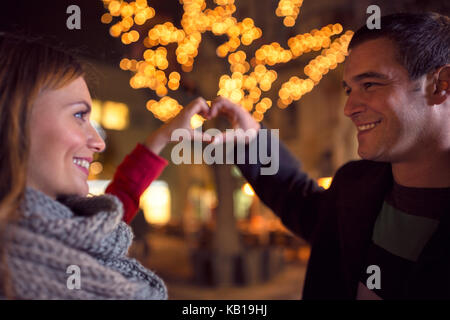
[328,160,392,205]
[334,159,391,183]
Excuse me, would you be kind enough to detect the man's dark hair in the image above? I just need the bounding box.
[348,12,450,80]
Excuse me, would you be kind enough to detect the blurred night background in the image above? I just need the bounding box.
[1,0,449,299]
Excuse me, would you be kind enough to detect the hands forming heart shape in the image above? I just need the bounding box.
[157,97,261,145]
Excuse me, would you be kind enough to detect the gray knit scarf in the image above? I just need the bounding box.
[1,187,168,300]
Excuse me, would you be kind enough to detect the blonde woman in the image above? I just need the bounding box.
[0,33,212,299]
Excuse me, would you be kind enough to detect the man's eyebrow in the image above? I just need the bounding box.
[67,101,92,112]
[353,72,389,82]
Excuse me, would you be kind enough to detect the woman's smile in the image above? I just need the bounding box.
[73,157,92,176]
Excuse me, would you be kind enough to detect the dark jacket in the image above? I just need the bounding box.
[236,128,450,299]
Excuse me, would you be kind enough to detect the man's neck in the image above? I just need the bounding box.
[391,151,450,188]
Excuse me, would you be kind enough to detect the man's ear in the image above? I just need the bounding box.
[428,65,450,106]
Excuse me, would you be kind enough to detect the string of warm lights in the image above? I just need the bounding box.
[146,96,183,122]
[276,0,303,27]
[218,24,351,121]
[101,0,352,125]
[303,30,353,83]
[255,43,293,66]
[277,30,354,109]
[288,24,343,57]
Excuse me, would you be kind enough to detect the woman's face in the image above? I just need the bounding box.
[27,77,105,198]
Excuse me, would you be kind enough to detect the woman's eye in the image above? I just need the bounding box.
[74,111,88,121]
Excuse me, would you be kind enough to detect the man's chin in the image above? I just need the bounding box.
[358,147,386,162]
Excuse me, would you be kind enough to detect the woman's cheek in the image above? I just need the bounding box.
[60,121,88,152]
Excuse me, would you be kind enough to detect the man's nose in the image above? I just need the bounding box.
[88,123,106,153]
[343,93,366,118]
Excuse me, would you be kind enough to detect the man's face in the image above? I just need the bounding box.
[343,38,429,163]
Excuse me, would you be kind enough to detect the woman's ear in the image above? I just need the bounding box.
[429,65,450,106]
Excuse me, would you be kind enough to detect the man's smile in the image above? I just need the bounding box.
[356,120,382,132]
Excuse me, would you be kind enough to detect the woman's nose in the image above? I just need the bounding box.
[88,123,106,153]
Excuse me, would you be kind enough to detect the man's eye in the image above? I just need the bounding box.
[363,82,378,90]
[344,88,351,96]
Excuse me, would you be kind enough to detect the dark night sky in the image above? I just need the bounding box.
[0,0,183,63]
[2,0,449,63]
[1,0,448,69]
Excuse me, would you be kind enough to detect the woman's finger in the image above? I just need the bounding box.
[184,97,211,118]
[210,97,240,124]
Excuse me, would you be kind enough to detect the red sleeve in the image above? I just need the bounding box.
[105,143,168,224]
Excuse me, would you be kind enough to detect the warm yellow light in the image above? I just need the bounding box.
[169,71,181,81]
[91,99,103,124]
[140,181,171,225]
[168,80,180,90]
[146,99,156,111]
[318,177,332,189]
[277,98,288,109]
[276,0,303,26]
[101,13,113,24]
[242,183,255,196]
[89,161,103,176]
[181,65,192,72]
[283,16,296,27]
[129,30,140,42]
[190,114,205,129]
[104,0,352,123]
[252,111,264,122]
[108,1,121,16]
[102,101,129,130]
[109,24,122,37]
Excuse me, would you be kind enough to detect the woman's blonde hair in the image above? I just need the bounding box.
[0,33,84,297]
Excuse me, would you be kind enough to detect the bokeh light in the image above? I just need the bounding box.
[102,0,352,122]
[276,0,303,27]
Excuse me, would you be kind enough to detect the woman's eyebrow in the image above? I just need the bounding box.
[66,101,92,112]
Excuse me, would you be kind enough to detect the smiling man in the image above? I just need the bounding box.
[211,12,450,299]
[343,25,449,188]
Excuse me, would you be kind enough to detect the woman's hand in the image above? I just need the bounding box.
[144,97,213,155]
[209,97,261,145]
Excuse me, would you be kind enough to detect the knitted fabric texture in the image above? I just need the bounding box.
[1,187,168,300]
